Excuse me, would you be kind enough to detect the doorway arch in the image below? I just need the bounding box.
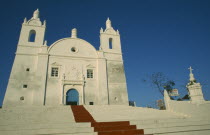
[66,89,79,105]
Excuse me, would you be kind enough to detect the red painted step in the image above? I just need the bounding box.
[98,129,144,135]
[70,105,153,135]
[92,121,130,127]
[94,125,137,132]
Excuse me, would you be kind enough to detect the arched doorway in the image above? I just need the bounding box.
[66,89,79,105]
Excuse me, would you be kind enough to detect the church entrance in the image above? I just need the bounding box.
[66,89,79,105]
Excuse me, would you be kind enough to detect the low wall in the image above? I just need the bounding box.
[164,90,210,119]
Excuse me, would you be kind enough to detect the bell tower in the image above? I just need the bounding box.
[99,18,122,54]
[99,18,128,105]
[18,9,46,46]
[3,9,47,107]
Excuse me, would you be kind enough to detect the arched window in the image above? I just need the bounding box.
[109,38,113,49]
[28,30,36,42]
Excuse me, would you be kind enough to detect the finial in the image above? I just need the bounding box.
[43,20,46,26]
[44,40,47,46]
[117,29,120,35]
[100,28,103,33]
[106,17,112,29]
[71,28,77,38]
[33,8,40,19]
[188,66,195,82]
[23,17,27,24]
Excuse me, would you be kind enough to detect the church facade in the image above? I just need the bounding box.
[3,9,129,106]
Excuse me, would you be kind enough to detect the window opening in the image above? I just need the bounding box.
[89,102,94,105]
[51,67,59,77]
[71,47,77,52]
[23,85,27,88]
[87,69,93,78]
[20,96,24,100]
[28,30,36,42]
[26,68,30,71]
[109,38,113,49]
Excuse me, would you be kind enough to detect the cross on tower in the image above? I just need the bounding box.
[188,66,193,74]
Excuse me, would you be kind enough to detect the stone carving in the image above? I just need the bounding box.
[65,65,82,80]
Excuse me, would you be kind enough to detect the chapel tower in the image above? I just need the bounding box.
[18,9,46,46]
[186,67,205,103]
[3,9,48,106]
[99,18,128,105]
[100,18,122,53]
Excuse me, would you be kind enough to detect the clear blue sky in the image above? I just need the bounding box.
[0,0,210,107]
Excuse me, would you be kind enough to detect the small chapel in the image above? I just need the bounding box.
[3,9,129,107]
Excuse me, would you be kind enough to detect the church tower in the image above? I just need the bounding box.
[186,67,205,103]
[3,9,47,107]
[18,9,46,46]
[99,18,128,105]
[100,18,121,53]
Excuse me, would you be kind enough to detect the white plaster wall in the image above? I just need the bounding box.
[107,61,128,105]
[164,90,210,118]
[3,55,40,106]
[97,58,109,105]
[104,52,123,61]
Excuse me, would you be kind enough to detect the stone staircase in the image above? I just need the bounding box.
[0,105,209,135]
[71,105,152,135]
[130,118,210,135]
[85,105,210,135]
[0,106,96,135]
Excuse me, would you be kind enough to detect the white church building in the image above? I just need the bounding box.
[3,9,129,107]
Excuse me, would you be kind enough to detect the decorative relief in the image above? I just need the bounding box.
[64,65,82,80]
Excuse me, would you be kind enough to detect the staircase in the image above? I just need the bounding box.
[0,106,96,135]
[85,105,210,135]
[71,105,152,135]
[130,118,210,135]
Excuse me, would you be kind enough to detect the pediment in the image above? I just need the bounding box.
[86,64,95,68]
[104,28,117,35]
[27,19,42,26]
[51,62,61,66]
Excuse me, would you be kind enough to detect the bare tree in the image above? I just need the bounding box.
[146,72,175,97]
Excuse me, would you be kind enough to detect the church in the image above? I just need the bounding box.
[3,9,129,106]
[1,9,210,135]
